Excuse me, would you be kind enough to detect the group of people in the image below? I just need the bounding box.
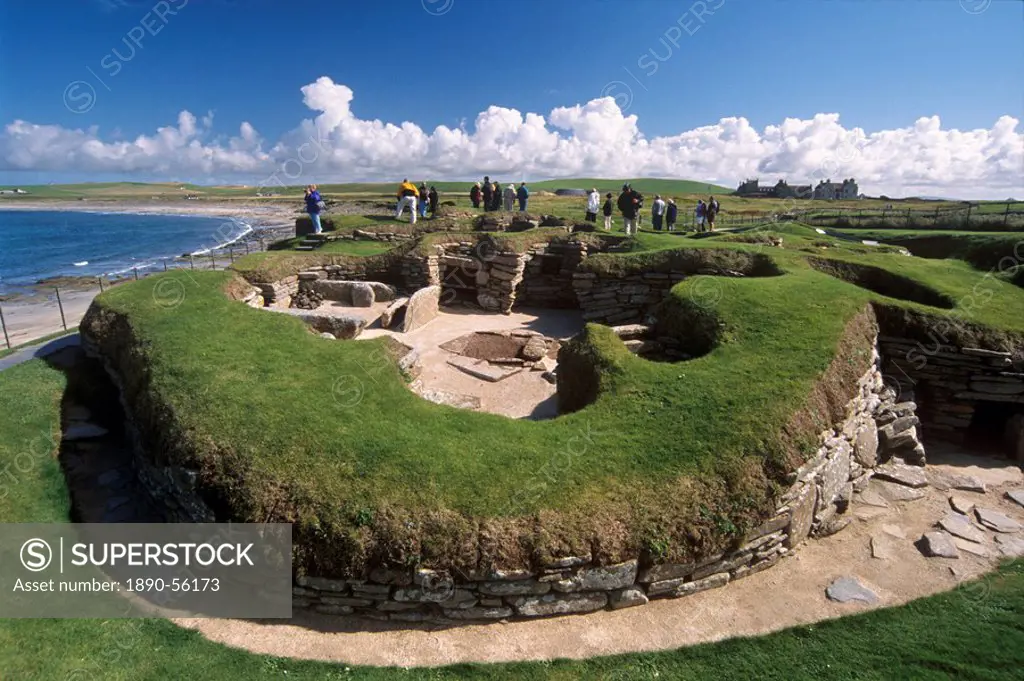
[694,196,720,232]
[471,177,529,212]
[395,179,440,224]
[305,179,723,234]
[608,184,720,235]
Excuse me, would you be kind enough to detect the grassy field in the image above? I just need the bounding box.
[1,359,1023,680]
[80,221,1024,573]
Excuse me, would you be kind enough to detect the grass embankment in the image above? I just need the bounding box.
[828,229,1024,271]
[84,223,1024,573]
[1,360,1022,680]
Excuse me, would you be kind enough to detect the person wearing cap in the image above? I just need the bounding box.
[602,192,614,231]
[396,178,419,224]
[585,187,600,223]
[617,183,640,236]
[651,194,666,231]
[517,182,529,212]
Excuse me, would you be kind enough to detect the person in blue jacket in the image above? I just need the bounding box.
[516,182,529,212]
[304,184,323,234]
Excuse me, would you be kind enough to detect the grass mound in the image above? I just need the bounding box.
[80,223,1024,575]
[1,360,1023,679]
[807,256,956,309]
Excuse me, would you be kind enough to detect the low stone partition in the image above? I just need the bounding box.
[573,270,687,325]
[515,241,589,308]
[878,333,1024,457]
[288,350,899,623]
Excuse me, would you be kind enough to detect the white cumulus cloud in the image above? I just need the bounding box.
[2,76,1021,199]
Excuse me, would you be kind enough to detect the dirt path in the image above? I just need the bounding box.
[178,445,1023,667]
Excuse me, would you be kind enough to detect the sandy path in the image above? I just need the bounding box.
[178,445,1023,668]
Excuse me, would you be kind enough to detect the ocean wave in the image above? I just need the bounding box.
[73,261,89,267]
[189,219,254,256]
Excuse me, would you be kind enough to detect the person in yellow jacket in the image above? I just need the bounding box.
[396,179,419,223]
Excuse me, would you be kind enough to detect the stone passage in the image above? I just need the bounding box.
[878,334,1024,460]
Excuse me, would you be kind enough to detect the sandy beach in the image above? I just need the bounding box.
[0,199,301,350]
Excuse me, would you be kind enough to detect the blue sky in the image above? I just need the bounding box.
[0,0,1021,196]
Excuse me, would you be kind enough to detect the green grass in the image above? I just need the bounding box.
[827,229,1024,271]
[1,359,1023,680]
[82,222,1024,572]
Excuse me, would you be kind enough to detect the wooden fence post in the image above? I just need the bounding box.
[0,303,10,349]
[1005,202,1012,227]
[54,288,67,331]
[965,202,973,226]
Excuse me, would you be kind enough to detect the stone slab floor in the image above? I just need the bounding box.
[360,306,585,420]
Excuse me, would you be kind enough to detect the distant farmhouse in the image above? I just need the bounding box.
[735,178,859,200]
[812,178,859,200]
[0,188,29,195]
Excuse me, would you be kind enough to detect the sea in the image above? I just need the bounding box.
[0,210,254,295]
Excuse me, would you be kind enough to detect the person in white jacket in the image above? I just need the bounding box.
[585,188,600,223]
[651,195,666,231]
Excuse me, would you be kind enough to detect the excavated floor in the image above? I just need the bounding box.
[360,307,584,420]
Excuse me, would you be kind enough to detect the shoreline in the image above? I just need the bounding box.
[0,200,298,298]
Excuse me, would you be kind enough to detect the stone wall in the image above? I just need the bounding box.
[515,241,589,308]
[878,334,1024,455]
[288,352,899,623]
[573,270,686,325]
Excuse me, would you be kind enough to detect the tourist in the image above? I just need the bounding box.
[482,177,493,211]
[491,181,502,211]
[396,178,419,224]
[666,198,678,232]
[503,184,516,211]
[470,182,482,208]
[428,186,439,216]
[602,192,614,231]
[706,195,718,231]
[651,195,666,231]
[517,182,529,212]
[617,184,639,236]
[585,187,600,223]
[304,184,324,234]
[418,183,429,218]
[695,199,706,232]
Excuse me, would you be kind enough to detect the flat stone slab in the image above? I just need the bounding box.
[975,507,1022,533]
[938,514,986,544]
[826,577,878,604]
[1006,489,1024,509]
[918,531,960,558]
[949,474,986,493]
[949,495,976,516]
[881,524,906,539]
[870,479,925,503]
[857,489,889,508]
[953,537,990,557]
[412,386,481,410]
[870,534,896,560]
[64,423,109,441]
[447,356,521,382]
[873,463,929,488]
[994,535,1024,558]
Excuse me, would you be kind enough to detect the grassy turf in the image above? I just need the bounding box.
[1,359,1022,680]
[82,222,1024,571]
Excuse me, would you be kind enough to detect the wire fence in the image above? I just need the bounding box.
[0,238,272,352]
